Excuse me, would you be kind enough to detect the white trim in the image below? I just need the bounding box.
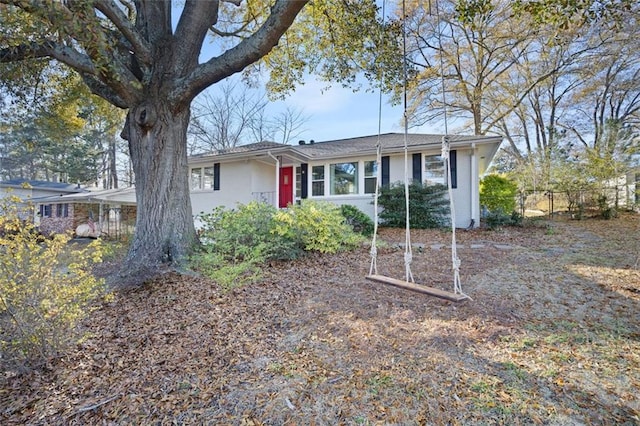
[470,143,479,226]
[267,152,280,208]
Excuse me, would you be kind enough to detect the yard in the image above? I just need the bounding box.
[1,213,639,425]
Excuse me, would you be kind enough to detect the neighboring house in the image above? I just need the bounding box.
[33,187,137,238]
[188,133,502,228]
[0,178,86,222]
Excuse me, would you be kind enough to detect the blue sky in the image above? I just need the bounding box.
[199,74,442,144]
[191,2,440,144]
[269,78,405,143]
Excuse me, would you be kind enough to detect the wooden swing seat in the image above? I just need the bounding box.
[366,274,469,302]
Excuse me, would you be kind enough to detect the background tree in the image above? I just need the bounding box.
[402,0,544,135]
[0,63,125,185]
[399,0,638,199]
[188,81,309,154]
[0,1,399,282]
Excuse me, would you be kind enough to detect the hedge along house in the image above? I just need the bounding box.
[33,187,137,239]
[189,133,502,228]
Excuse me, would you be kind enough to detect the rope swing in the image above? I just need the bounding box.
[367,0,470,302]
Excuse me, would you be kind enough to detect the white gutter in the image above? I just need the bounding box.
[470,143,479,228]
[267,151,280,208]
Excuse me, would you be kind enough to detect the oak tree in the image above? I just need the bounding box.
[1,1,398,283]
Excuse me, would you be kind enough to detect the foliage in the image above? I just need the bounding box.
[273,200,363,253]
[197,203,302,263]
[0,195,106,371]
[0,66,124,185]
[377,182,450,229]
[480,174,518,213]
[191,201,362,289]
[191,204,292,290]
[597,195,618,220]
[339,204,374,237]
[257,0,405,98]
[484,208,523,230]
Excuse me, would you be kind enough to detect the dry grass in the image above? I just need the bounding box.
[1,213,639,425]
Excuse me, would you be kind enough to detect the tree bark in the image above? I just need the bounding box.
[118,100,197,283]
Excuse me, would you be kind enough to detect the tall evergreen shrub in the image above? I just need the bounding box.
[378,182,450,228]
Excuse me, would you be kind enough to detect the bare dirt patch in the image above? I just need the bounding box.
[2,214,639,425]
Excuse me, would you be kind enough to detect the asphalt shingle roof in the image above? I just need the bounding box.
[0,178,84,192]
[187,133,502,162]
[292,133,498,158]
[190,141,289,159]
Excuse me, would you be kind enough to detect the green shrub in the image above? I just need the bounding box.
[480,174,518,213]
[377,182,450,228]
[189,248,265,291]
[191,201,362,289]
[0,195,106,371]
[597,195,618,220]
[340,204,375,236]
[273,200,363,253]
[484,208,523,229]
[196,202,301,263]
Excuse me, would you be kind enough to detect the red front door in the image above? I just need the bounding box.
[279,166,294,208]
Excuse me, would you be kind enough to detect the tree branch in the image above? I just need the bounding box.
[173,0,220,71]
[0,40,97,75]
[172,0,309,108]
[81,73,128,109]
[94,0,152,64]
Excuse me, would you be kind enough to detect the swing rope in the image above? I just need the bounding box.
[369,0,387,278]
[370,0,415,283]
[434,0,469,298]
[368,0,469,300]
[401,0,414,284]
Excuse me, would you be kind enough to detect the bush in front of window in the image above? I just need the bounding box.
[273,200,363,254]
[377,182,450,228]
[340,204,375,236]
[191,201,363,290]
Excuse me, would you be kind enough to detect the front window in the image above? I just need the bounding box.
[424,155,445,185]
[295,166,302,198]
[191,168,202,190]
[330,162,358,195]
[203,166,215,189]
[364,160,377,194]
[191,166,215,190]
[312,165,325,196]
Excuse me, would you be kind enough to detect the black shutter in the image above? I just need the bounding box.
[412,153,422,184]
[381,156,390,188]
[301,163,308,199]
[213,163,220,190]
[450,150,457,189]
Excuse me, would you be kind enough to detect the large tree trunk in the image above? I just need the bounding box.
[118,100,198,283]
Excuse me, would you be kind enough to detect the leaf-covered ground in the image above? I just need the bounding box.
[2,213,639,425]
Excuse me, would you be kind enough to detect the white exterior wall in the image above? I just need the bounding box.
[190,147,483,229]
[452,148,474,228]
[190,159,279,228]
[250,160,278,201]
[305,149,478,228]
[190,160,252,216]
